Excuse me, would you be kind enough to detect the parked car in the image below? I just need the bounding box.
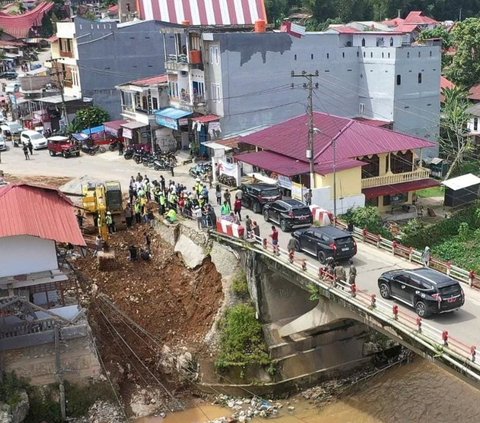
[292,226,357,263]
[0,135,6,151]
[377,267,465,317]
[21,130,48,150]
[0,71,18,80]
[47,136,80,158]
[241,183,281,213]
[263,199,313,232]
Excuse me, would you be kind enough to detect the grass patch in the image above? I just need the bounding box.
[216,303,271,370]
[0,372,29,408]
[231,270,249,298]
[416,186,445,198]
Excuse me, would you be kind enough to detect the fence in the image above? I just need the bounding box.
[212,231,480,382]
[335,221,480,289]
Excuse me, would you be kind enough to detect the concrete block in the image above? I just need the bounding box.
[174,233,206,269]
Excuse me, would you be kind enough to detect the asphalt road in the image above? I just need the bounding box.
[2,142,480,349]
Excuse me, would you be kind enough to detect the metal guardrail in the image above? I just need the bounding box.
[211,231,480,384]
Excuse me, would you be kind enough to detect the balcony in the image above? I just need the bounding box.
[60,50,73,58]
[165,54,188,72]
[361,168,431,189]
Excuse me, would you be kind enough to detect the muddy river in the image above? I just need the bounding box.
[137,359,480,423]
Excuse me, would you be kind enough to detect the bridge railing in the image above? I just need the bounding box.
[335,221,480,289]
[223,232,480,378]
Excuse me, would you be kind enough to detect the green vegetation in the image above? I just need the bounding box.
[265,1,480,30]
[416,186,444,198]
[216,304,271,371]
[69,106,110,133]
[231,270,249,298]
[342,206,391,239]
[0,372,28,408]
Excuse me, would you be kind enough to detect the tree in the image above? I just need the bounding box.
[440,87,471,179]
[447,18,480,88]
[72,106,109,133]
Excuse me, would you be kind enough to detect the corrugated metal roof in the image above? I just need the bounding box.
[0,184,86,246]
[0,2,54,39]
[404,11,438,25]
[441,174,480,191]
[239,112,435,165]
[138,0,267,26]
[363,179,439,199]
[191,114,220,123]
[128,74,168,86]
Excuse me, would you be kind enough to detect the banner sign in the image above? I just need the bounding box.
[277,175,292,189]
[291,182,304,201]
[156,115,178,130]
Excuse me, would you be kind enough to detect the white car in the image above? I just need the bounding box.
[0,135,5,151]
[20,130,48,150]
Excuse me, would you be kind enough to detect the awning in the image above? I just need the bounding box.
[121,120,147,130]
[235,151,310,177]
[104,119,128,134]
[362,179,440,199]
[202,141,232,151]
[155,107,192,130]
[192,114,220,124]
[82,125,104,135]
[35,95,79,104]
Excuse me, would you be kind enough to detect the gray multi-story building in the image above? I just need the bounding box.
[164,27,441,157]
[51,16,176,119]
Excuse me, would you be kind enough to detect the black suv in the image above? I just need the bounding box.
[292,226,357,263]
[378,268,465,317]
[241,183,281,213]
[263,199,313,232]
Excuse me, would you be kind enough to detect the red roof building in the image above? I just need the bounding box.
[236,112,434,175]
[468,84,480,102]
[138,0,267,26]
[0,184,85,246]
[128,74,168,86]
[440,76,455,103]
[0,2,54,39]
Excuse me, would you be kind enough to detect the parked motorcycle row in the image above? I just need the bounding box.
[123,145,177,171]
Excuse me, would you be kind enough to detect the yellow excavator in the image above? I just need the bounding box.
[82,181,123,240]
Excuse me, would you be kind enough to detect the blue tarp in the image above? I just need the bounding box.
[81,125,105,135]
[72,132,89,142]
[155,108,192,130]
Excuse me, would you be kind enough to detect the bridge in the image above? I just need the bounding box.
[211,230,480,387]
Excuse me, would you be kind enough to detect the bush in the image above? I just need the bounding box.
[231,271,249,298]
[216,304,271,370]
[342,206,391,239]
[0,372,28,407]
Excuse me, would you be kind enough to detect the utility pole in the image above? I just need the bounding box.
[54,324,67,421]
[47,58,70,128]
[291,70,319,190]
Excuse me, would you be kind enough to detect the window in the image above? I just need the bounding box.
[342,52,345,58]
[388,52,390,58]
[211,83,221,102]
[357,51,359,57]
[382,52,384,58]
[209,46,219,65]
[418,72,422,84]
[389,37,393,46]
[294,54,297,60]
[361,154,380,178]
[474,118,478,131]
[407,52,410,58]
[361,38,365,46]
[152,97,158,110]
[390,150,413,174]
[363,52,366,57]
[418,51,421,57]
[311,53,314,60]
[430,50,432,57]
[383,195,391,206]
[370,52,373,58]
[326,53,329,59]
[396,74,401,85]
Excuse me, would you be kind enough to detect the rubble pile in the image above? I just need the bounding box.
[72,401,126,423]
[212,395,287,421]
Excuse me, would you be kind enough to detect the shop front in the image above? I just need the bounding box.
[121,120,149,149]
[155,107,192,151]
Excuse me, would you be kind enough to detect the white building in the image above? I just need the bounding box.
[162,26,441,157]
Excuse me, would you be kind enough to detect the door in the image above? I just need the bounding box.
[392,275,415,304]
[300,230,316,253]
[270,203,282,222]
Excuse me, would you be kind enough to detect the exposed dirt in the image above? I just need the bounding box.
[3,173,72,188]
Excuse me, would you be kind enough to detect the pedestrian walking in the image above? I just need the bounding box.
[348,259,357,285]
[124,203,133,228]
[304,189,312,206]
[105,211,116,234]
[252,221,260,238]
[221,200,231,216]
[193,205,203,229]
[245,215,252,238]
[287,237,297,255]
[76,210,84,228]
[422,246,431,267]
[215,184,222,206]
[170,165,175,177]
[224,189,231,207]
[94,235,102,256]
[22,143,30,160]
[270,225,279,255]
[334,264,347,283]
[27,140,33,156]
[160,175,165,191]
[207,171,213,189]
[234,197,242,221]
